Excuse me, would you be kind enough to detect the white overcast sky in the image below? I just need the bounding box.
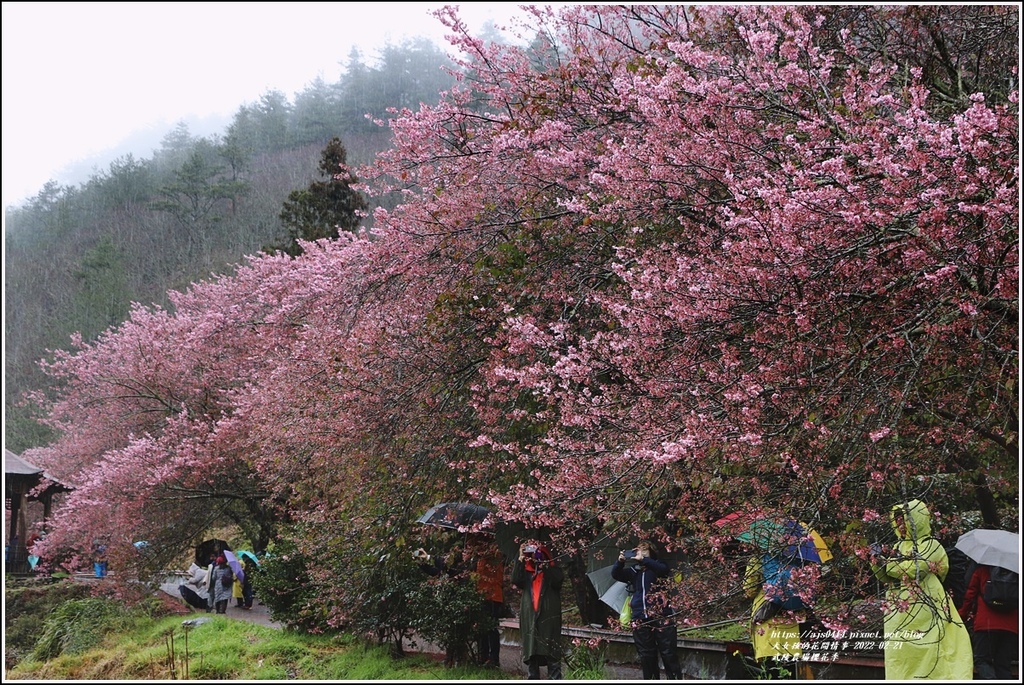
[1,2,547,211]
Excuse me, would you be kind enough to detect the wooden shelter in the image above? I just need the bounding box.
[5,449,71,574]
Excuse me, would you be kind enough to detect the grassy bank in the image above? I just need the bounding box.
[6,610,517,681]
[4,579,513,681]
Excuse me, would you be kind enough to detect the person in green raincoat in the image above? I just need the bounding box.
[512,541,563,679]
[871,499,973,680]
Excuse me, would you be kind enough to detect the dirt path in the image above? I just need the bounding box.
[156,575,644,679]
[157,574,283,629]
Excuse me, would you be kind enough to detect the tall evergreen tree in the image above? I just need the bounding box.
[272,138,367,256]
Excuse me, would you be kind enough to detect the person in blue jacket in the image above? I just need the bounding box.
[612,540,682,680]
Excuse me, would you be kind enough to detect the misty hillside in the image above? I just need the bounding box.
[51,112,234,196]
[3,38,462,452]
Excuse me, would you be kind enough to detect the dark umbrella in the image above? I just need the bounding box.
[417,502,491,530]
[194,539,232,566]
[416,502,532,562]
[178,584,207,610]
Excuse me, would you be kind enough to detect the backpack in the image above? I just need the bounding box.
[752,555,808,622]
[982,566,1018,612]
[221,569,234,588]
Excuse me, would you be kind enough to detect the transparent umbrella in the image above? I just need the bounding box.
[955,529,1019,574]
[587,564,630,614]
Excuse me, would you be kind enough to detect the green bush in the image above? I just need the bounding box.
[346,557,424,656]
[250,537,319,631]
[407,572,494,666]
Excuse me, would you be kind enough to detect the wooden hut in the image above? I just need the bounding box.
[5,449,71,574]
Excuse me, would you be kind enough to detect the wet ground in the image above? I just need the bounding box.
[157,573,283,628]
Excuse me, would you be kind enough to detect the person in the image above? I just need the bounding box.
[870,499,973,680]
[210,555,234,614]
[512,541,563,680]
[466,533,505,669]
[413,543,471,666]
[233,573,245,607]
[958,563,1018,679]
[92,540,108,578]
[204,552,218,612]
[743,554,804,678]
[179,562,210,611]
[613,541,682,680]
[241,558,256,609]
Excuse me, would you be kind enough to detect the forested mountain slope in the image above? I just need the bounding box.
[4,39,458,452]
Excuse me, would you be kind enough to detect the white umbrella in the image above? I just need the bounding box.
[955,529,1019,574]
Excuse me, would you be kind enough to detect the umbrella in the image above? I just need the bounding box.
[955,529,1019,574]
[417,502,491,530]
[178,584,207,611]
[194,539,232,566]
[715,514,832,563]
[780,521,833,564]
[237,550,260,566]
[587,564,631,614]
[714,514,786,551]
[223,550,245,583]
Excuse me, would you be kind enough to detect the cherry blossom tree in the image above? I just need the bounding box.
[27,4,1016,630]
[359,3,1017,619]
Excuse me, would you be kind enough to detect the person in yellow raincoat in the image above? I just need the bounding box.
[744,557,804,678]
[871,499,973,680]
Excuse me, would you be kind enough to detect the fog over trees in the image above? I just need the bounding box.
[5,37,458,451]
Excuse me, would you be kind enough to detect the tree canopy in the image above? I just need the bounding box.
[27,5,1018,632]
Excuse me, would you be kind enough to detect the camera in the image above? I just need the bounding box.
[523,544,538,555]
[622,550,637,559]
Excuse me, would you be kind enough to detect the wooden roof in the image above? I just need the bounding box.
[5,449,43,476]
[5,449,73,497]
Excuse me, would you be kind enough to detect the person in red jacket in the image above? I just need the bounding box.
[467,534,505,669]
[958,564,1019,680]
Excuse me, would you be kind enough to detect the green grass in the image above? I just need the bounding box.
[6,613,517,681]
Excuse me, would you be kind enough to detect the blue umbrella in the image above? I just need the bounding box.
[237,550,260,566]
[780,521,832,564]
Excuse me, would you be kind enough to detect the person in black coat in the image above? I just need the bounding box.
[612,540,682,680]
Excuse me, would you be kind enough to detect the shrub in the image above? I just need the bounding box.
[32,596,133,660]
[4,579,91,668]
[407,572,494,667]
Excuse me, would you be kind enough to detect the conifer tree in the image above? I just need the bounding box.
[273,137,367,256]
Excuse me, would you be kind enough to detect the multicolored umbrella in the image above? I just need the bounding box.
[714,513,832,563]
[780,521,833,564]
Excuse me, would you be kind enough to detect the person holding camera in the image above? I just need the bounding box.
[512,541,564,679]
[612,541,682,680]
